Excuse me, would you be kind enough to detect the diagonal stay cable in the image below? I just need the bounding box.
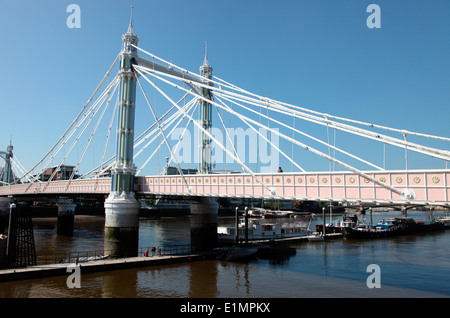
[136,98,197,175]
[136,74,192,192]
[137,66,404,196]
[23,53,120,185]
[135,66,277,195]
[215,95,307,173]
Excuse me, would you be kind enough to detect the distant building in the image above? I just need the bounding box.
[38,165,79,181]
[161,165,198,176]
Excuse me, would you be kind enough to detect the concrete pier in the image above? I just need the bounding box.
[0,197,11,234]
[190,197,218,252]
[104,193,140,257]
[57,198,76,235]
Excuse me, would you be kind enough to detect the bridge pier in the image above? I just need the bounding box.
[190,197,218,252]
[0,197,11,234]
[57,197,76,235]
[104,193,140,258]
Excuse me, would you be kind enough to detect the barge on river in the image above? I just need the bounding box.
[316,214,358,234]
[342,217,445,239]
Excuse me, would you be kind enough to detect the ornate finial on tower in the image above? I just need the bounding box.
[203,41,209,66]
[127,6,134,34]
[200,41,212,79]
[122,6,138,54]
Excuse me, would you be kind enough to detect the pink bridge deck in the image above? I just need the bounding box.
[1,170,449,206]
[136,169,450,206]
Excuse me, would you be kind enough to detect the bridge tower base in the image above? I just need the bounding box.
[190,197,218,252]
[104,193,140,258]
[0,197,12,234]
[57,198,76,235]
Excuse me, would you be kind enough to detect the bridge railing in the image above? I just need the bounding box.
[135,169,450,206]
[35,245,192,265]
[1,170,449,206]
[0,178,111,196]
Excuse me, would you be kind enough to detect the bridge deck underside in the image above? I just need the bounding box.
[1,170,449,206]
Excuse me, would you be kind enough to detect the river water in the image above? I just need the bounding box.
[0,210,449,298]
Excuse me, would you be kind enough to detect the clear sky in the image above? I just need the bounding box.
[0,0,449,177]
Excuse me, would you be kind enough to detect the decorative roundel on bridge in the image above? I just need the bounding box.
[335,177,341,183]
[191,178,195,183]
[413,176,421,184]
[237,178,241,183]
[275,177,280,183]
[322,177,328,183]
[379,177,386,183]
[212,178,217,183]
[286,177,292,184]
[297,177,303,183]
[309,177,315,183]
[265,178,270,183]
[205,178,209,183]
[396,177,403,184]
[229,178,233,183]
[246,178,251,183]
[432,176,440,184]
[220,178,224,183]
[349,177,355,184]
[363,178,370,183]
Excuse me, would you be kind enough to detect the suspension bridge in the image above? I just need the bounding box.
[0,9,449,256]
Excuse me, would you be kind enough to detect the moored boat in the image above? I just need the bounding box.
[247,207,265,218]
[316,214,358,234]
[218,219,309,243]
[263,210,293,218]
[437,216,450,229]
[306,232,325,242]
[343,217,445,239]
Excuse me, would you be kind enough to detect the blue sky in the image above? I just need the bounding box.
[0,0,449,177]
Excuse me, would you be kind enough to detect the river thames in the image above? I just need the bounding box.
[0,210,449,298]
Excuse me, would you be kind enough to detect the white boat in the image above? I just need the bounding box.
[247,208,265,218]
[263,210,293,218]
[437,216,450,229]
[292,211,312,218]
[306,232,324,242]
[218,219,309,242]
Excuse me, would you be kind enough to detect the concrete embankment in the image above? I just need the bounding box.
[0,252,219,282]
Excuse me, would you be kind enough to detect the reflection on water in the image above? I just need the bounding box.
[0,211,449,297]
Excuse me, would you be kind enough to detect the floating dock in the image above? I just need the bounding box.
[0,252,219,282]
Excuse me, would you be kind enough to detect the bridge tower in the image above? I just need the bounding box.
[104,10,140,257]
[199,43,213,174]
[0,144,14,234]
[0,144,14,186]
[190,45,218,252]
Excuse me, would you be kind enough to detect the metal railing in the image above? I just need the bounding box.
[35,245,192,266]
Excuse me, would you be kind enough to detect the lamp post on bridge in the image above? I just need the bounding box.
[104,11,140,258]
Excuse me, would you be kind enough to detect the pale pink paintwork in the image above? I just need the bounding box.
[0,170,448,205]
